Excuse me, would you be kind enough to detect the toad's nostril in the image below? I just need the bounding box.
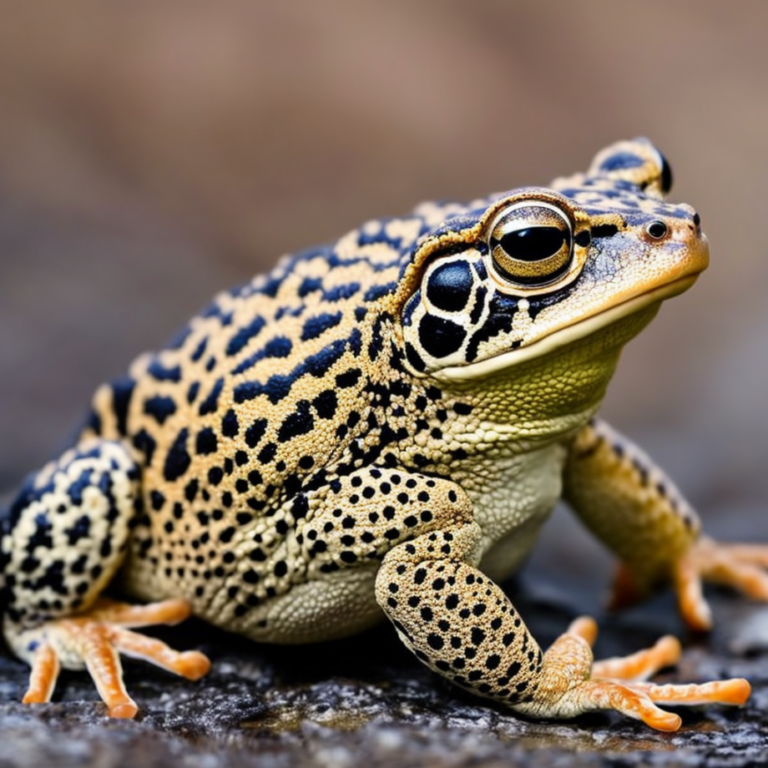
[693,212,701,227]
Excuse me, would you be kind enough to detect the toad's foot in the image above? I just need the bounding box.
[609,537,768,632]
[10,598,211,718]
[521,616,750,731]
[673,537,768,631]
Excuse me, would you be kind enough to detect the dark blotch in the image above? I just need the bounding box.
[196,427,218,456]
[163,428,191,482]
[419,314,466,358]
[278,401,314,442]
[426,260,473,313]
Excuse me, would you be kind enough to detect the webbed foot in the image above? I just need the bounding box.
[10,598,211,718]
[674,537,768,631]
[525,616,750,732]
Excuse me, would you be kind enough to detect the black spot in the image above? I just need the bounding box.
[208,466,224,485]
[195,428,218,456]
[301,311,343,341]
[299,455,314,470]
[278,401,314,442]
[163,428,191,482]
[198,378,224,416]
[257,443,277,464]
[183,480,199,503]
[426,260,474,312]
[323,282,360,302]
[222,409,239,438]
[150,490,165,511]
[63,515,91,545]
[312,390,338,419]
[190,336,208,361]
[111,376,135,435]
[219,527,236,543]
[469,285,486,325]
[419,314,466,358]
[186,381,201,404]
[143,396,177,425]
[295,275,322,297]
[336,369,362,388]
[427,633,444,651]
[245,418,268,448]
[148,360,182,383]
[226,316,266,356]
[574,230,592,248]
[363,282,397,302]
[591,223,620,239]
[471,627,486,646]
[485,654,501,670]
[274,561,288,577]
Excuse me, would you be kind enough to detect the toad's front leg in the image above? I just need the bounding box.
[563,418,768,631]
[1,440,210,717]
[375,519,749,730]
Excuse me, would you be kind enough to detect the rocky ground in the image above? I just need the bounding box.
[0,542,766,768]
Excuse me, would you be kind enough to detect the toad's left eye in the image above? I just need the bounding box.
[488,203,574,288]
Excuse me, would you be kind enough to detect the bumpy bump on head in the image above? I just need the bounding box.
[585,137,673,198]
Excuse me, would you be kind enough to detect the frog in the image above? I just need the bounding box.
[3,138,767,730]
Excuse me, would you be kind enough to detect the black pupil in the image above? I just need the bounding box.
[500,227,566,262]
[648,221,668,238]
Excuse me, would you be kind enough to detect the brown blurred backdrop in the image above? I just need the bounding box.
[0,2,766,568]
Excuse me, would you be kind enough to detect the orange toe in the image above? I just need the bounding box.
[23,643,60,705]
[176,651,211,680]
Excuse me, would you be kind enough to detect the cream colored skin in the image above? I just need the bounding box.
[3,139,768,729]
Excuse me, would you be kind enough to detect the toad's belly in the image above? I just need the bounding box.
[467,442,567,583]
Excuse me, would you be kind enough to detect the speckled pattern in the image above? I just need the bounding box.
[2,139,766,729]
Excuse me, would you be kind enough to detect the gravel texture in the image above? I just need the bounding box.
[0,563,766,768]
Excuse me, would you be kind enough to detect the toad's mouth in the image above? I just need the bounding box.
[432,275,699,384]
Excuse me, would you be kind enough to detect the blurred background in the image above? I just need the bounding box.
[0,1,766,597]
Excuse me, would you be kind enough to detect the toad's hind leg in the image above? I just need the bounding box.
[376,521,751,731]
[1,440,210,717]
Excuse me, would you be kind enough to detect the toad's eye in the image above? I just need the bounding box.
[488,203,574,288]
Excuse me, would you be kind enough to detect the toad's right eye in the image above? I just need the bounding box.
[488,202,573,288]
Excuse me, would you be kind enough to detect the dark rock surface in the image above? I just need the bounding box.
[0,563,766,768]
